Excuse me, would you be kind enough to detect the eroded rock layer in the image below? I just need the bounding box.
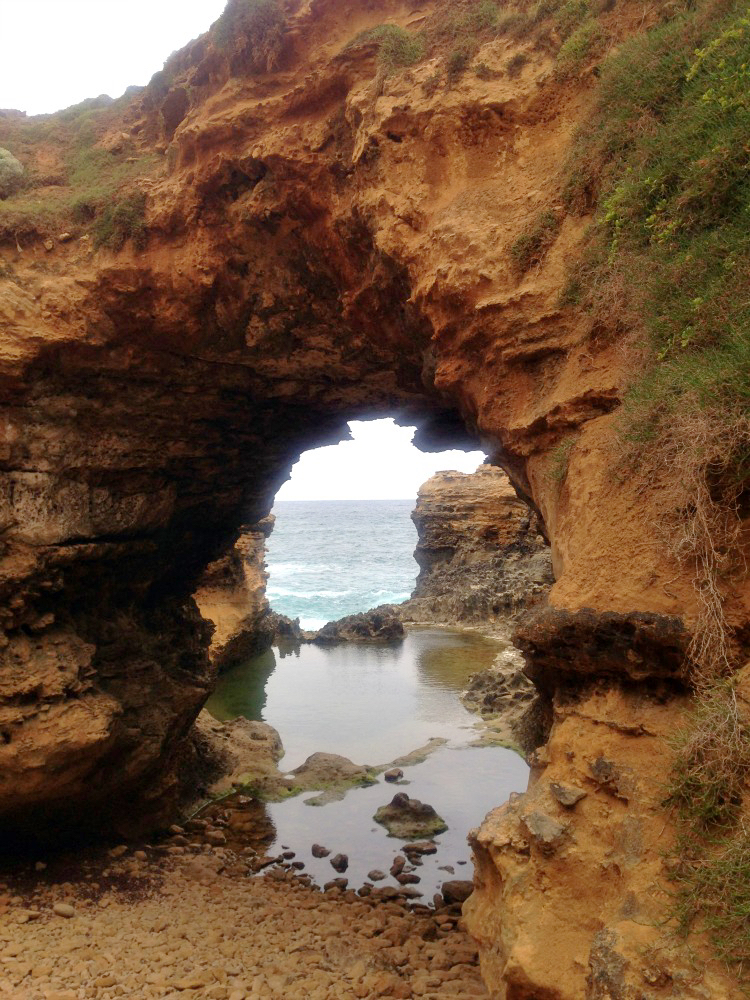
[194,516,277,671]
[0,0,748,993]
[400,464,552,624]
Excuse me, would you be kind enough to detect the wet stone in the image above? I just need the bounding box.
[374,793,448,840]
[441,880,474,905]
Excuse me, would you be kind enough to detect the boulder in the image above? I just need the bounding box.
[441,880,474,905]
[312,606,404,644]
[374,793,448,840]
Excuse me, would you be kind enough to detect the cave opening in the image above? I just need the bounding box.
[265,416,486,629]
[196,410,545,898]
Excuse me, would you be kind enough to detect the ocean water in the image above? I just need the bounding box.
[266,499,418,628]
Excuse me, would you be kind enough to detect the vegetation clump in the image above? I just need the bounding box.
[555,17,606,74]
[368,24,425,70]
[213,0,286,71]
[0,148,24,199]
[506,51,529,76]
[510,209,561,272]
[92,192,148,252]
[666,681,750,972]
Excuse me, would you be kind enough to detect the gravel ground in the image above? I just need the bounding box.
[0,829,489,1000]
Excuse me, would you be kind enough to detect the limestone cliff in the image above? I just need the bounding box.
[194,516,276,671]
[0,0,748,994]
[400,464,552,624]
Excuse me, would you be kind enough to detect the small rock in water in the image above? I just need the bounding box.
[311,844,330,858]
[396,873,421,885]
[324,877,348,891]
[390,856,406,877]
[330,853,349,873]
[403,841,438,856]
[384,768,404,782]
[367,869,386,881]
[374,793,448,840]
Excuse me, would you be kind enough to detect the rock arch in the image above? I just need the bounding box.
[0,0,711,842]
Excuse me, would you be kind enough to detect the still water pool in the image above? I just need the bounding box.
[206,627,529,897]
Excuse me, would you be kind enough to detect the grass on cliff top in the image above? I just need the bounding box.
[351,0,612,87]
[212,0,286,72]
[562,0,750,679]
[564,0,750,444]
[0,103,157,247]
[562,0,750,975]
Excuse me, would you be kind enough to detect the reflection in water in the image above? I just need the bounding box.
[203,627,530,897]
[222,797,277,854]
[413,629,510,688]
[207,627,508,769]
[204,648,277,722]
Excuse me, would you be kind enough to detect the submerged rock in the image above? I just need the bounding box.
[312,606,405,644]
[374,793,448,840]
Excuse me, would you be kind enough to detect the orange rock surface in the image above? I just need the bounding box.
[0,0,748,995]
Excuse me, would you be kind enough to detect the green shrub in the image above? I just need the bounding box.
[554,0,591,39]
[547,436,576,483]
[0,148,24,199]
[92,192,148,252]
[367,24,425,70]
[431,1,500,39]
[447,44,475,81]
[555,18,607,74]
[467,1,501,30]
[510,209,561,271]
[213,0,285,70]
[496,9,533,36]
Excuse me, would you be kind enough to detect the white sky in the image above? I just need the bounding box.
[276,419,486,501]
[1,1,227,115]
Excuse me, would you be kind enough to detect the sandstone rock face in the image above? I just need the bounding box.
[464,684,740,999]
[400,466,552,624]
[194,516,276,671]
[0,2,748,993]
[0,0,716,838]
